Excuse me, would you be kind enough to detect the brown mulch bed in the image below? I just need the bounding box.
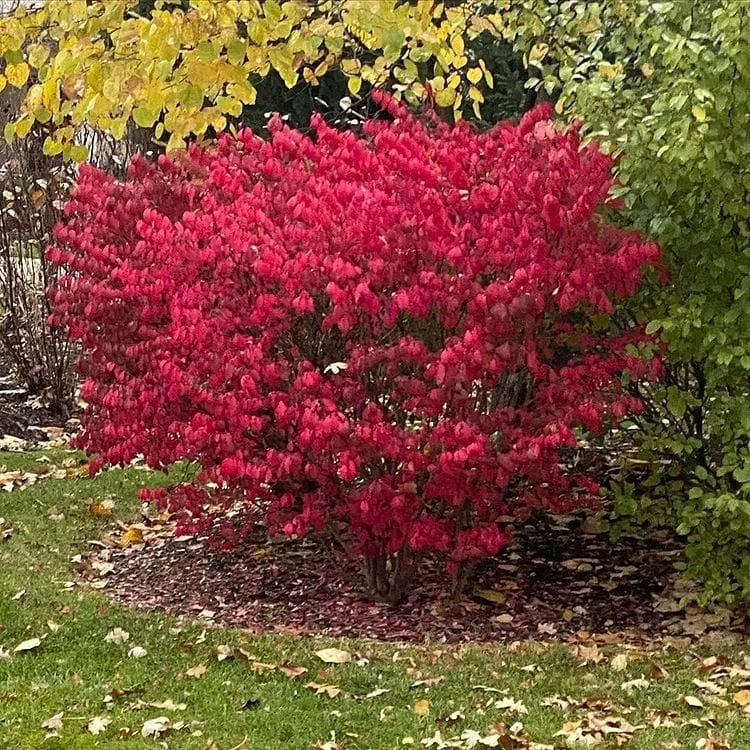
[95,510,749,644]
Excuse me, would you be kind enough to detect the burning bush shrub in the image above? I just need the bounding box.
[50,99,660,600]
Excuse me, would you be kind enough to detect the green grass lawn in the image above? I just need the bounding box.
[1,448,748,749]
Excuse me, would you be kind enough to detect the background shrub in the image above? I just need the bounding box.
[50,101,659,601]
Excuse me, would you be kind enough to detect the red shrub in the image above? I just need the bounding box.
[49,100,660,600]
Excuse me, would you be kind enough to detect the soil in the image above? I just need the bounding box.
[96,508,750,645]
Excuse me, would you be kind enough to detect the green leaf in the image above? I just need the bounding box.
[132,105,160,128]
[196,40,218,63]
[667,387,687,419]
[226,38,247,66]
[68,143,89,162]
[42,135,63,156]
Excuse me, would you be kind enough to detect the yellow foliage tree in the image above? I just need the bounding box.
[0,0,502,158]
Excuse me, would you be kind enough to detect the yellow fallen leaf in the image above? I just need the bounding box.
[611,653,628,671]
[733,689,750,707]
[121,526,144,547]
[414,698,430,716]
[14,637,42,653]
[186,663,207,678]
[315,647,351,664]
[474,588,506,605]
[89,500,114,517]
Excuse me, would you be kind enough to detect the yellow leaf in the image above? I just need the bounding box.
[475,588,504,604]
[0,73,5,93]
[734,689,750,707]
[598,62,618,80]
[42,77,60,111]
[314,648,351,664]
[27,44,50,69]
[347,75,362,95]
[5,62,29,88]
[132,105,160,128]
[582,17,601,34]
[68,143,88,162]
[414,698,430,716]
[42,136,63,156]
[228,80,257,105]
[641,62,655,77]
[434,87,455,107]
[467,67,482,85]
[449,34,464,58]
[217,95,242,117]
[121,526,144,547]
[14,637,42,653]
[88,501,113,517]
[14,114,33,139]
[528,43,549,65]
[468,85,484,104]
[691,104,706,122]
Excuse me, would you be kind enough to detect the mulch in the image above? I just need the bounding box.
[0,352,74,443]
[96,508,750,645]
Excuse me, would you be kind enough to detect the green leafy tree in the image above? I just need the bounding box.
[495,0,750,603]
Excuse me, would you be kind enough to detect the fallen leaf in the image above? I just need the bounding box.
[363,688,390,699]
[141,716,173,738]
[216,644,234,661]
[306,682,342,698]
[621,677,650,692]
[650,664,669,681]
[186,663,207,678]
[685,695,704,709]
[250,661,277,673]
[733,689,750,707]
[279,664,308,678]
[87,716,112,735]
[14,637,42,653]
[493,697,528,714]
[575,644,603,664]
[141,716,185,738]
[104,627,130,644]
[315,647,351,664]
[11,588,26,601]
[121,526,144,547]
[89,500,114,517]
[128,646,147,659]
[474,588,506,605]
[411,676,444,689]
[42,712,64,731]
[611,653,628,671]
[414,698,430,716]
